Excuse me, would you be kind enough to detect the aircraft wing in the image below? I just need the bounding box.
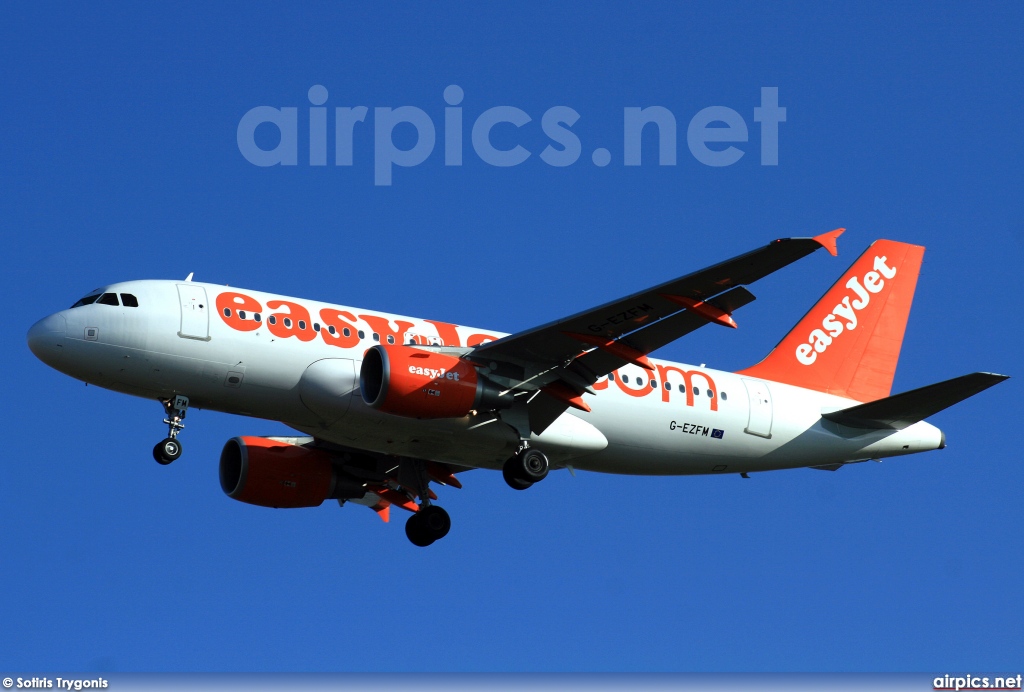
[466,230,844,433]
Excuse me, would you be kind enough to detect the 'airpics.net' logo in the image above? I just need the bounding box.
[237,85,787,185]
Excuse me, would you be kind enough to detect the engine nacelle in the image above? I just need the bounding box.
[359,344,512,419]
[219,436,365,508]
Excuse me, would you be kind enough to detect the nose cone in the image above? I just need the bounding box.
[27,313,67,367]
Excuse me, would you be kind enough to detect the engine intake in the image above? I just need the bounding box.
[360,344,512,419]
[219,436,366,508]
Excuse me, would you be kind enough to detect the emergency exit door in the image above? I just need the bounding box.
[177,284,210,340]
[742,378,773,438]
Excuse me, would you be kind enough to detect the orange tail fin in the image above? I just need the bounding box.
[737,239,925,402]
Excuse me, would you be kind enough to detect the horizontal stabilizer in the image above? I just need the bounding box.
[822,372,1009,430]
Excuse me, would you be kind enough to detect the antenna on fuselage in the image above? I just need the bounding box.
[184,272,194,282]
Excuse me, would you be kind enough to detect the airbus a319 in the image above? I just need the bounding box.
[27,230,1007,545]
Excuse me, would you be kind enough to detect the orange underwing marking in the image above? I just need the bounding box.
[813,228,845,257]
[660,295,737,328]
[541,380,592,412]
[425,461,463,489]
[371,501,391,523]
[563,332,654,371]
[370,487,420,513]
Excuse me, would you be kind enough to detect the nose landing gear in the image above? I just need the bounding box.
[153,395,189,465]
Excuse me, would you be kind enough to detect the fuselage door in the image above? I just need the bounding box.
[741,378,773,438]
[177,284,210,341]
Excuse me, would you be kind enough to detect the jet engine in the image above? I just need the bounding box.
[359,344,513,419]
[219,436,366,508]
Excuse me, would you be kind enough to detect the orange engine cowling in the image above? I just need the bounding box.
[359,344,512,419]
[219,436,365,508]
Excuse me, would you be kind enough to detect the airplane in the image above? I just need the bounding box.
[26,230,1008,546]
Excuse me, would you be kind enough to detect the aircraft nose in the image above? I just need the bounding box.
[27,312,67,367]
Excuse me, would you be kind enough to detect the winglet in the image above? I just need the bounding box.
[813,228,844,256]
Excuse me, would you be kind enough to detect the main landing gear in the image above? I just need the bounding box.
[405,505,451,547]
[502,446,549,490]
[153,395,189,465]
[404,460,452,547]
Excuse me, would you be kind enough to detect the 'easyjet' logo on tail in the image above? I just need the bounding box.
[795,255,897,365]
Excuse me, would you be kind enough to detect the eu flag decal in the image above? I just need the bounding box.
[711,428,725,439]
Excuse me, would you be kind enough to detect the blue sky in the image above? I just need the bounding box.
[2,1,1022,672]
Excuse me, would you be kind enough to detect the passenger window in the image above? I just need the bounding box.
[120,293,139,307]
[372,333,380,342]
[665,382,672,390]
[313,323,321,332]
[298,320,306,330]
[692,386,700,396]
[707,389,714,398]
[358,330,365,339]
[254,313,261,322]
[328,325,336,335]
[268,316,277,325]
[387,335,395,344]
[721,392,728,401]
[71,293,101,308]
[97,293,119,306]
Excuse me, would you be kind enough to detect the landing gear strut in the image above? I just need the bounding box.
[502,446,549,490]
[153,395,189,465]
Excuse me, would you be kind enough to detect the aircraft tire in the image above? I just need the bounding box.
[502,461,534,490]
[154,437,182,465]
[419,505,451,540]
[405,513,435,547]
[517,448,549,482]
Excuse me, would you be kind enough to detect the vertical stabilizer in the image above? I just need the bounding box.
[737,239,925,402]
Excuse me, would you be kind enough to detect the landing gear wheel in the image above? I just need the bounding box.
[420,505,451,540]
[518,448,550,482]
[503,448,549,489]
[405,506,451,547]
[153,437,182,465]
[502,463,533,490]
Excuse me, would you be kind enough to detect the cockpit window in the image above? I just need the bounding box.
[70,293,101,308]
[120,293,139,307]
[96,293,119,306]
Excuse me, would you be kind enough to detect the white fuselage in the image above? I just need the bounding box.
[28,280,944,475]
